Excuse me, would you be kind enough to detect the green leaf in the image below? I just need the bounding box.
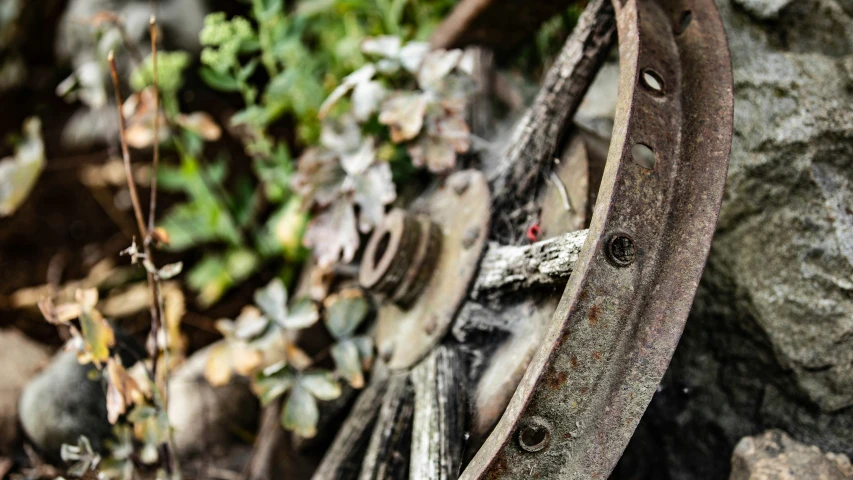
[352,335,375,370]
[280,297,319,330]
[282,383,319,438]
[324,290,371,339]
[199,66,241,92]
[60,436,100,477]
[252,361,294,406]
[130,51,190,94]
[0,117,44,217]
[187,250,259,308]
[238,58,260,82]
[300,371,342,400]
[254,278,288,324]
[331,340,364,388]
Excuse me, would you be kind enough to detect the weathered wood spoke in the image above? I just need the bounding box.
[410,346,467,480]
[474,229,588,299]
[359,375,415,480]
[312,379,388,480]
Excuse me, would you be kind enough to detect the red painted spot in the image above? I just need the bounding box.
[526,223,541,242]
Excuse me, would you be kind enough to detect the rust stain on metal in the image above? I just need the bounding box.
[546,370,569,390]
[588,304,601,326]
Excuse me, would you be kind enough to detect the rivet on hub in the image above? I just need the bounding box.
[607,233,636,266]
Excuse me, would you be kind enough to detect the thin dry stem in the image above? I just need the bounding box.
[147,16,160,237]
[108,51,149,241]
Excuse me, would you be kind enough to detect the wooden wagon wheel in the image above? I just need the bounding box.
[311,0,734,477]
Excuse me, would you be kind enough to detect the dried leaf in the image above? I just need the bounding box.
[151,226,171,246]
[318,64,376,119]
[285,343,313,371]
[361,36,401,59]
[234,307,270,340]
[292,147,345,208]
[339,137,375,177]
[399,42,430,73]
[320,115,362,154]
[176,112,222,141]
[351,80,387,121]
[78,308,115,366]
[378,93,426,142]
[38,297,82,324]
[281,383,319,438]
[300,371,342,400]
[105,356,143,424]
[123,87,170,149]
[323,289,370,339]
[331,340,364,388]
[157,262,183,280]
[232,342,264,375]
[408,135,457,173]
[0,117,44,216]
[417,49,463,90]
[303,199,359,267]
[205,342,233,386]
[351,162,395,232]
[162,285,186,358]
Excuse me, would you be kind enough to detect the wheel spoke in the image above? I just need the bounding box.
[358,374,415,480]
[311,379,388,480]
[410,346,467,480]
[473,229,588,299]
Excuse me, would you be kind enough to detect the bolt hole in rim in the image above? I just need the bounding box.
[517,421,550,453]
[630,143,656,169]
[675,10,693,34]
[641,68,665,94]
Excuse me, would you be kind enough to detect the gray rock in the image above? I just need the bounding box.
[18,351,111,457]
[0,329,50,453]
[613,0,853,477]
[732,0,793,20]
[730,430,853,479]
[168,344,259,458]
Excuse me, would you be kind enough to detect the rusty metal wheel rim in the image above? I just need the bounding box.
[461,0,733,476]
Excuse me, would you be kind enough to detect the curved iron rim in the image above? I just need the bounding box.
[460,0,733,476]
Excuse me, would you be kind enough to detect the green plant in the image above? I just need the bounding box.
[204,279,374,437]
[293,36,476,266]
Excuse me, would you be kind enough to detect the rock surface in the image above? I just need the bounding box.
[730,430,853,479]
[612,0,853,477]
[0,329,50,452]
[168,343,259,458]
[18,351,111,457]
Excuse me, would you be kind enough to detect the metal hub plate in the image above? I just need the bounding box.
[376,169,491,370]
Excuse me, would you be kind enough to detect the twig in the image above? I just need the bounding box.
[147,16,160,238]
[109,48,177,476]
[108,51,148,240]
